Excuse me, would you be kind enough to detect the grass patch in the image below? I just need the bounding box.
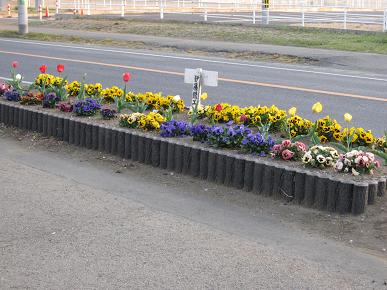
[0,30,316,64]
[33,17,387,54]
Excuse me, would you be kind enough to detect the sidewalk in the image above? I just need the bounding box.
[1,129,387,289]
[1,20,387,75]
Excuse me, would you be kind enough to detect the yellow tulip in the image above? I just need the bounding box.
[200,92,208,101]
[288,107,297,117]
[344,113,352,123]
[312,102,323,113]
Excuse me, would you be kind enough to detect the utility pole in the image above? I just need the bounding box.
[18,0,29,34]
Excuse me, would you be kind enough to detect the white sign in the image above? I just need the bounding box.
[184,68,218,87]
[185,68,218,106]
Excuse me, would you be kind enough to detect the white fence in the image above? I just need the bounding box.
[39,0,387,11]
[270,0,387,9]
[34,0,387,31]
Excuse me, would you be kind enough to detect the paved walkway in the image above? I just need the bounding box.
[1,133,387,289]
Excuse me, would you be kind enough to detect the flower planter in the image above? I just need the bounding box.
[0,101,385,215]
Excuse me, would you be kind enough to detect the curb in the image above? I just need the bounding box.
[0,101,385,215]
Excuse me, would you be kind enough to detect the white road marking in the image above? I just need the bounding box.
[0,76,32,84]
[0,38,387,83]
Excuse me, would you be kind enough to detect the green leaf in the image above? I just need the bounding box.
[330,142,348,153]
[292,134,307,142]
[372,149,387,166]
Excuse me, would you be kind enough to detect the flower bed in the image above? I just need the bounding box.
[0,61,386,215]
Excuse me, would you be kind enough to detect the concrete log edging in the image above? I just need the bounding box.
[0,102,386,215]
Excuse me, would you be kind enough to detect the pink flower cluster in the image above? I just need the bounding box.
[335,150,381,175]
[272,140,307,161]
[0,83,11,95]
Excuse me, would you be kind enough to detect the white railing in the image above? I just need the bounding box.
[269,0,387,9]
[43,0,387,31]
[40,0,387,10]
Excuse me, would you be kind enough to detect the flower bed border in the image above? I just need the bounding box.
[0,101,385,215]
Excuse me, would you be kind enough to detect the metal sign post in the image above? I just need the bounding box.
[184,68,218,106]
[18,0,28,34]
[191,69,202,106]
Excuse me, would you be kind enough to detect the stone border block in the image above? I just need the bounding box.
[0,102,383,216]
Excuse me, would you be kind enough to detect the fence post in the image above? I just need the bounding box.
[204,7,207,21]
[7,3,11,17]
[384,9,387,32]
[343,9,347,30]
[253,6,256,24]
[56,0,59,13]
[18,0,28,34]
[160,2,164,19]
[301,5,305,27]
[121,0,124,16]
[39,3,42,20]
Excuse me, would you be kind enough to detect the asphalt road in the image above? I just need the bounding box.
[0,37,386,135]
[1,132,387,289]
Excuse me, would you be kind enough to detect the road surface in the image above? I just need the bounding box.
[0,131,387,289]
[0,37,386,135]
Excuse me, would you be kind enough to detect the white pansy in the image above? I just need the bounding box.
[351,168,360,176]
[173,95,181,102]
[325,157,333,166]
[15,74,22,81]
[302,152,312,164]
[316,155,326,164]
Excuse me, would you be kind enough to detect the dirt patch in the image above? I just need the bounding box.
[31,17,387,54]
[300,22,384,32]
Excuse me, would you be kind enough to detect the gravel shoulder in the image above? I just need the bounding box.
[0,125,387,288]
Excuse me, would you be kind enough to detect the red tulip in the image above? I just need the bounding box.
[11,61,18,69]
[39,65,47,73]
[57,64,64,73]
[122,72,131,82]
[215,104,223,112]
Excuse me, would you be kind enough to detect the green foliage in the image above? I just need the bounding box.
[161,106,174,122]
[49,78,69,101]
[127,99,148,113]
[114,95,127,113]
